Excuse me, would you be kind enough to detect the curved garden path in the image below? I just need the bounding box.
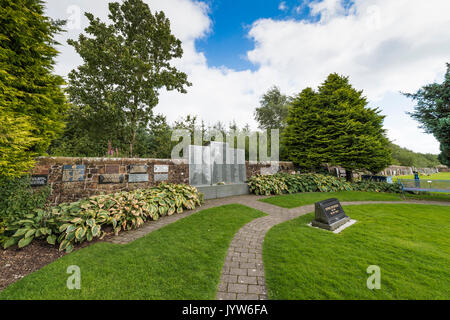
[106,195,450,300]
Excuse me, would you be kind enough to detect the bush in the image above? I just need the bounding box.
[352,180,402,193]
[0,175,51,221]
[1,183,203,252]
[247,175,288,195]
[247,173,402,195]
[279,173,353,193]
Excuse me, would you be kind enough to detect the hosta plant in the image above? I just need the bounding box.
[2,209,59,249]
[247,174,288,195]
[1,183,203,252]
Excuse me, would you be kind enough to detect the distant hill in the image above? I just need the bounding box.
[390,143,441,168]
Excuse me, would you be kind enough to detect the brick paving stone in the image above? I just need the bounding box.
[237,293,259,300]
[228,283,248,293]
[238,275,258,285]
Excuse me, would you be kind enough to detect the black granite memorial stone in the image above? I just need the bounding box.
[99,174,124,184]
[31,175,48,187]
[312,198,350,231]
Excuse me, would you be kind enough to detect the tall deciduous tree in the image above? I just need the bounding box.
[283,74,391,180]
[0,0,67,177]
[254,86,291,130]
[403,63,450,166]
[67,0,191,156]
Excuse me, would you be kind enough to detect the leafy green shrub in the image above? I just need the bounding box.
[279,173,353,193]
[247,173,401,195]
[352,181,402,193]
[247,175,288,195]
[1,209,60,249]
[247,173,352,195]
[1,183,203,252]
[0,175,51,221]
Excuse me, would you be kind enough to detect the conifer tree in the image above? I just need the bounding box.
[283,74,391,180]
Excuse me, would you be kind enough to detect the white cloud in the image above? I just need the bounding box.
[44,0,449,154]
[279,1,288,12]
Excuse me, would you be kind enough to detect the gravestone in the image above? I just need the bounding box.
[31,175,48,187]
[62,165,85,182]
[99,174,124,184]
[312,198,350,231]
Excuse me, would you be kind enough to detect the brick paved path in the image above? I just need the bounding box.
[105,195,449,300]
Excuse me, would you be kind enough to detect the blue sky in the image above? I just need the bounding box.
[196,0,309,71]
[44,0,450,154]
[196,0,354,71]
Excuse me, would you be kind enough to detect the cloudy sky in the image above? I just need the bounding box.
[44,0,450,154]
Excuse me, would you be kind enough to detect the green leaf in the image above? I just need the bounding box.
[25,229,36,239]
[13,228,29,238]
[18,236,34,248]
[47,234,57,245]
[3,238,18,249]
[91,225,101,237]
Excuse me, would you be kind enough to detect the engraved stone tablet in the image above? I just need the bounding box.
[62,165,85,182]
[129,165,148,174]
[154,165,169,173]
[154,173,169,182]
[31,175,48,186]
[99,174,124,184]
[311,199,350,231]
[128,173,149,183]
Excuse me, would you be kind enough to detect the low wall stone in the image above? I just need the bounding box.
[31,157,295,204]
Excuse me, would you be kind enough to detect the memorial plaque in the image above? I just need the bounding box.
[128,173,149,183]
[154,173,169,182]
[154,165,169,173]
[99,174,124,184]
[129,165,148,174]
[312,198,350,231]
[62,165,85,182]
[31,175,48,186]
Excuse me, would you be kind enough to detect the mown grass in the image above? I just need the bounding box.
[264,204,450,300]
[394,172,450,181]
[261,191,403,209]
[0,204,266,300]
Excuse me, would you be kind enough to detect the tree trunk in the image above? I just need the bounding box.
[345,169,353,182]
[129,127,136,158]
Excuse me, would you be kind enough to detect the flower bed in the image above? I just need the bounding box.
[1,183,203,252]
[247,173,401,196]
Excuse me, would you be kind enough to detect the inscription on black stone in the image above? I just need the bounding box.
[99,174,124,184]
[31,175,48,187]
[312,198,350,231]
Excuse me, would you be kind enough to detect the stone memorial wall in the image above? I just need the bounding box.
[30,157,295,204]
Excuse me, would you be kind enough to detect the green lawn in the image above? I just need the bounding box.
[261,191,403,208]
[394,172,450,181]
[0,204,266,300]
[264,204,450,300]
